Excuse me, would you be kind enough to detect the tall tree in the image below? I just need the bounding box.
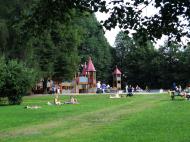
[114,31,158,88]
[22,0,190,45]
[52,20,82,81]
[157,42,188,88]
[183,45,190,85]
[0,20,9,54]
[76,14,112,83]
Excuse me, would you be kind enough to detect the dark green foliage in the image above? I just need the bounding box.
[155,42,190,88]
[1,0,190,91]
[25,0,190,44]
[0,20,9,54]
[0,1,112,86]
[0,0,34,59]
[52,20,82,81]
[114,31,157,88]
[0,57,38,105]
[34,32,55,78]
[114,31,190,89]
[0,57,7,89]
[76,14,112,83]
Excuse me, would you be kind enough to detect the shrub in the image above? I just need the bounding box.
[0,57,38,105]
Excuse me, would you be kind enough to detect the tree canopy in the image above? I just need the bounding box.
[1,0,190,94]
[0,1,113,90]
[114,31,190,89]
[24,0,190,44]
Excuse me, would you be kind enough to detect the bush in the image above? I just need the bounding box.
[0,57,38,105]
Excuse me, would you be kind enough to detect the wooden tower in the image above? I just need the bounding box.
[113,66,122,90]
[86,57,96,93]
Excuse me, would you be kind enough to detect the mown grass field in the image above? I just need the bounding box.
[0,94,190,142]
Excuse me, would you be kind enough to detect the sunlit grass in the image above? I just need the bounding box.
[0,94,190,142]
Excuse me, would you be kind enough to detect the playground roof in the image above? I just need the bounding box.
[113,66,122,75]
[86,57,96,72]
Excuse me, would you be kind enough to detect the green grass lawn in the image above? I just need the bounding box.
[0,94,190,142]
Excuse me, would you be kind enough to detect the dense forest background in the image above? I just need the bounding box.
[0,0,190,91]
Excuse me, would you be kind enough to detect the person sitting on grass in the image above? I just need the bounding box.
[54,95,62,105]
[64,96,79,104]
[25,105,41,109]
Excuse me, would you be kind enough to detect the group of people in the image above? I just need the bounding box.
[51,95,79,105]
[50,85,61,94]
[125,85,143,93]
[64,96,79,104]
[171,82,190,100]
[96,81,110,93]
[172,83,182,93]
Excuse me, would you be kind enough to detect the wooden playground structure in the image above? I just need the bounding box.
[60,60,123,94]
[61,57,97,93]
[113,65,122,90]
[33,57,123,94]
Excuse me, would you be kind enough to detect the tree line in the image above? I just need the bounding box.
[0,0,190,104]
[0,1,113,104]
[114,31,190,89]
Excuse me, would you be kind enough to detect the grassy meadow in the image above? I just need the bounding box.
[0,94,190,142]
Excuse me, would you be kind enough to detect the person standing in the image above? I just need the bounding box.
[97,81,101,89]
[127,85,133,96]
[125,84,128,93]
[101,82,106,93]
[96,81,102,93]
[172,82,176,91]
[178,85,182,93]
[57,86,60,94]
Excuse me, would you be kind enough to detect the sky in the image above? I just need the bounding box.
[95,12,120,47]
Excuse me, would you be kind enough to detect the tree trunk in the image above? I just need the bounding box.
[43,77,48,94]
